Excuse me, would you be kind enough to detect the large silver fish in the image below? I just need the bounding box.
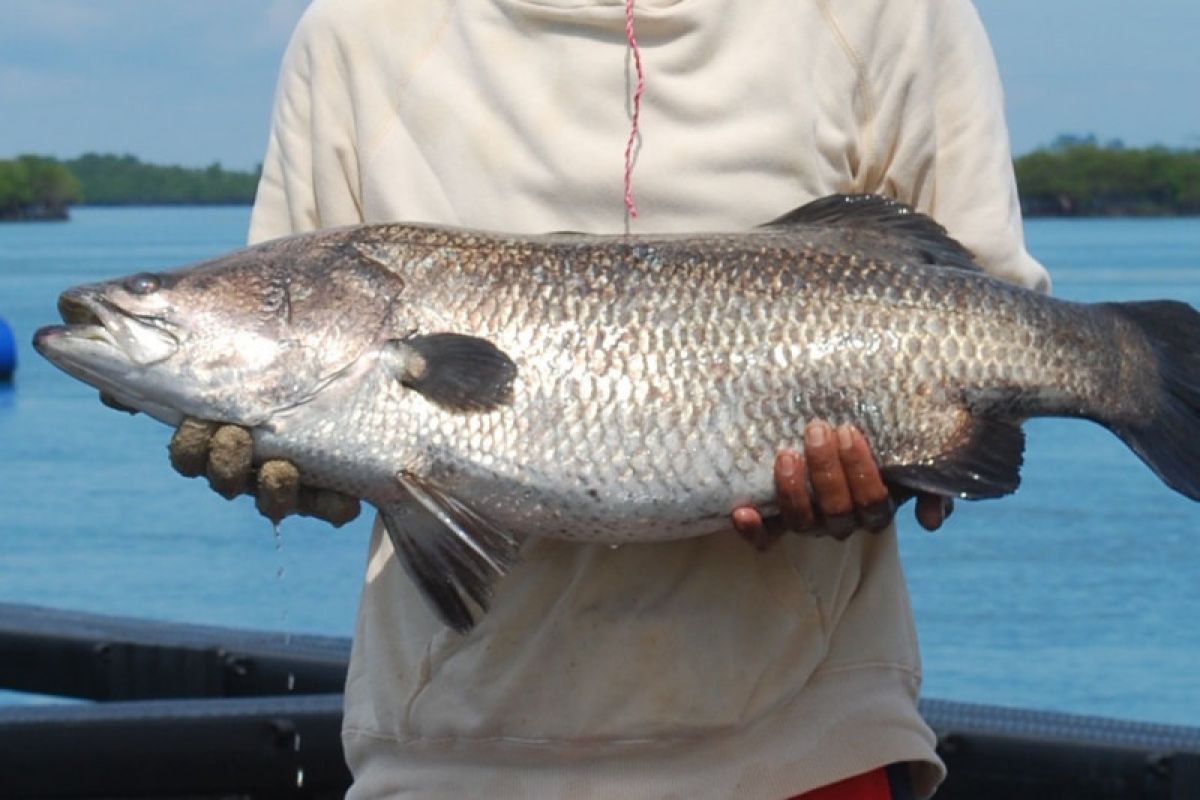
[33,195,1200,630]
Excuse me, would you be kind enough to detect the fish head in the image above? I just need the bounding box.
[33,232,405,428]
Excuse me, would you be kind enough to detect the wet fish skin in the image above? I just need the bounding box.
[32,195,1200,631]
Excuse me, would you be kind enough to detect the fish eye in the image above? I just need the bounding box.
[125,273,161,295]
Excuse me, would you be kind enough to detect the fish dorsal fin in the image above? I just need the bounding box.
[381,471,522,632]
[762,194,985,274]
[385,333,517,413]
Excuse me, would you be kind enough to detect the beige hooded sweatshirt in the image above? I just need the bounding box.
[249,1,1049,797]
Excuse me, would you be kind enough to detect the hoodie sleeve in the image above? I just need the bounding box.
[248,2,364,245]
[849,0,1050,292]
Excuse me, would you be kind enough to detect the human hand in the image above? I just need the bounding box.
[168,418,360,526]
[731,420,952,549]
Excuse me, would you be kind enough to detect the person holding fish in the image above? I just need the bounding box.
[180,1,1050,798]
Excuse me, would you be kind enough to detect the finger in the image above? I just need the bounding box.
[99,392,139,415]
[256,459,301,523]
[835,426,889,506]
[300,489,361,528]
[207,425,254,499]
[915,494,953,531]
[731,506,776,551]
[168,418,217,478]
[836,425,894,532]
[804,421,855,538]
[774,450,815,532]
[857,497,896,533]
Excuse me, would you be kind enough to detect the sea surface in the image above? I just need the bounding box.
[0,207,1197,725]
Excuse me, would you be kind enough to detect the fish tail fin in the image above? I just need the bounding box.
[1103,300,1200,500]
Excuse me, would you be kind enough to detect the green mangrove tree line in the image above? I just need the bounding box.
[0,153,259,219]
[0,156,82,220]
[2,141,1198,220]
[1015,137,1200,216]
[66,153,260,205]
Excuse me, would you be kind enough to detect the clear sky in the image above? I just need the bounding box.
[1,0,1197,170]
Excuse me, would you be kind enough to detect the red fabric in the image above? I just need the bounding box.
[790,766,891,800]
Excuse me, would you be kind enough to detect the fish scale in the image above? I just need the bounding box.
[315,238,1045,522]
[33,194,1200,631]
[342,232,1080,538]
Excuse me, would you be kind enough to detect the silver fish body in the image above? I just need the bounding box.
[33,195,1200,630]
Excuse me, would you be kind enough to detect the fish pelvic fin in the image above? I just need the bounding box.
[380,472,522,633]
[1101,300,1200,501]
[882,416,1026,502]
[762,194,985,274]
[385,333,517,413]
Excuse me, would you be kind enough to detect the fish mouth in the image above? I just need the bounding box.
[35,294,120,352]
[36,289,180,367]
[33,289,185,424]
[59,292,103,326]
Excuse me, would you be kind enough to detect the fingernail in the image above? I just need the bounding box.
[836,424,853,450]
[777,451,796,478]
[860,497,896,532]
[824,512,856,540]
[807,421,827,447]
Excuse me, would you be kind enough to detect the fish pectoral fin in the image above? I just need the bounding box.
[380,471,521,632]
[881,416,1026,502]
[384,333,517,412]
[761,194,985,274]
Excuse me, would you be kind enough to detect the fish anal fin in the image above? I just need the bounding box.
[385,333,517,413]
[762,194,984,274]
[380,471,521,632]
[882,416,1026,502]
[380,501,477,633]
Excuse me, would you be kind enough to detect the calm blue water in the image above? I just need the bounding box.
[0,207,1197,725]
[0,209,369,641]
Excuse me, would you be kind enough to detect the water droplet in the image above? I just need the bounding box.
[287,671,295,692]
[608,544,621,551]
[273,525,294,685]
[293,732,302,752]
[296,768,305,788]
